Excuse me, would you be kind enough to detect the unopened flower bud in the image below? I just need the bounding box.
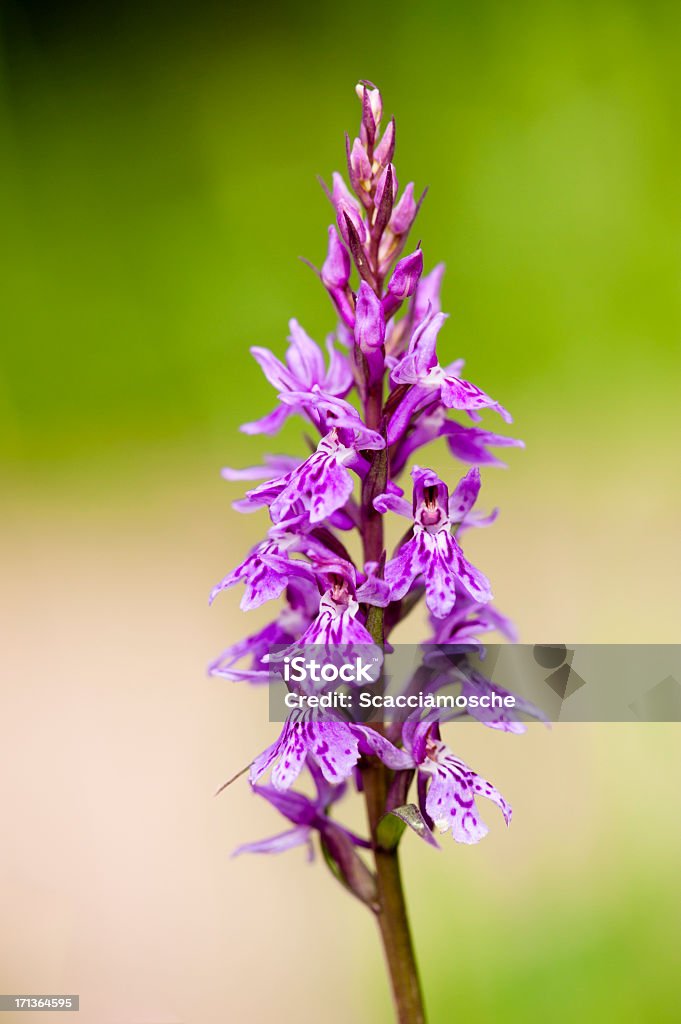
[356,81,382,146]
[350,137,372,190]
[373,117,395,168]
[332,172,367,245]
[354,281,385,389]
[355,281,385,353]
[374,163,398,213]
[389,249,423,300]
[389,181,416,235]
[321,226,351,290]
[382,249,423,318]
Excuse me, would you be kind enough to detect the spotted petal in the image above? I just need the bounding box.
[250,713,361,790]
[440,373,512,423]
[270,441,354,525]
[209,542,290,611]
[421,740,511,844]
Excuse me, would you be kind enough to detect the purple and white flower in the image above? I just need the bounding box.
[378,466,493,617]
[233,768,368,859]
[387,311,511,444]
[251,708,412,790]
[242,320,352,436]
[403,720,512,844]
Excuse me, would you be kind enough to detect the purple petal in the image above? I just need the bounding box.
[321,226,351,290]
[386,383,434,445]
[356,572,391,607]
[384,536,420,602]
[355,281,385,353]
[413,263,445,325]
[388,249,423,301]
[240,404,291,436]
[461,671,549,733]
[449,533,492,605]
[448,467,481,523]
[422,531,460,618]
[270,443,354,526]
[422,741,512,844]
[440,373,513,423]
[444,422,525,468]
[251,784,318,825]
[458,507,499,533]
[389,182,416,234]
[323,337,353,396]
[209,542,295,612]
[373,116,395,166]
[352,725,414,769]
[373,491,412,518]
[430,593,518,645]
[286,319,326,384]
[298,601,376,646]
[349,136,372,184]
[221,455,300,481]
[249,346,296,392]
[232,825,312,857]
[391,312,447,384]
[303,721,362,785]
[280,391,385,451]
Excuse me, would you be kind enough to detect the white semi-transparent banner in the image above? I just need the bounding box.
[265,644,681,723]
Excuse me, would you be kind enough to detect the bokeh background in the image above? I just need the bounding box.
[1,1,680,1022]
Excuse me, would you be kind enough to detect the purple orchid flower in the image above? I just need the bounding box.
[242,319,352,436]
[403,719,511,844]
[251,707,412,790]
[387,311,511,444]
[239,424,381,526]
[272,561,389,653]
[233,766,369,859]
[378,466,493,617]
[390,406,524,477]
[296,579,374,645]
[209,536,306,611]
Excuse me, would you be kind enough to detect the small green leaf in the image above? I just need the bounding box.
[379,803,439,849]
[376,810,407,851]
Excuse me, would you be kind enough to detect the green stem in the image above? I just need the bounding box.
[362,758,427,1024]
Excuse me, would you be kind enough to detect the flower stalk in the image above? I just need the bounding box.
[363,755,426,1024]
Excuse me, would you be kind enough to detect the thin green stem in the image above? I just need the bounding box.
[362,757,427,1024]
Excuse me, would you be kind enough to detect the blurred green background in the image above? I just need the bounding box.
[1,2,680,1023]
[2,0,680,471]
